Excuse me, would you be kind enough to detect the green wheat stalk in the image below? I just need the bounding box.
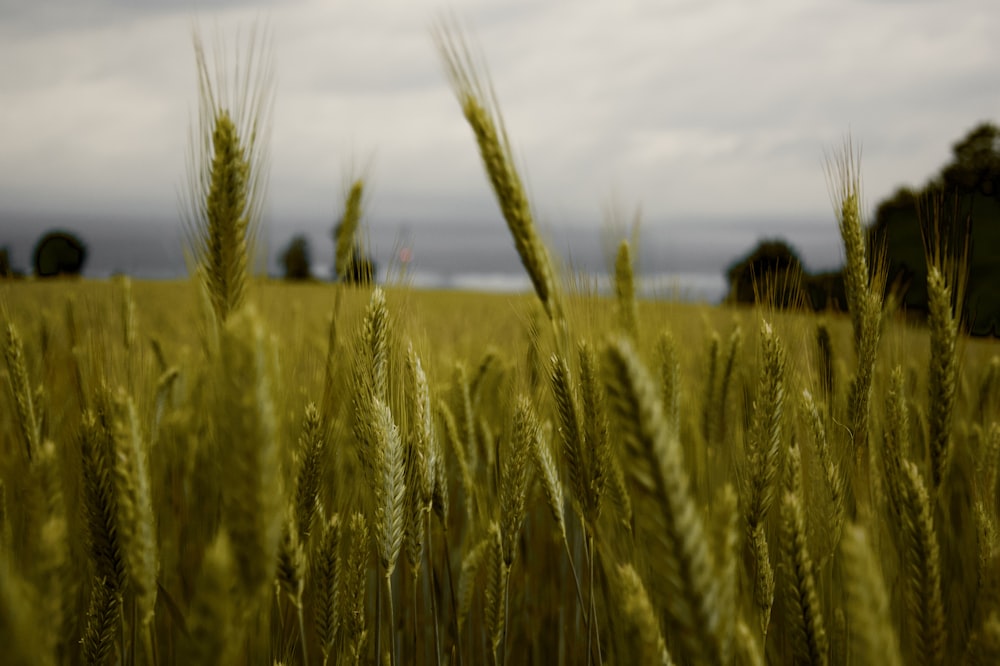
[435,23,564,325]
[182,25,273,323]
[603,335,730,664]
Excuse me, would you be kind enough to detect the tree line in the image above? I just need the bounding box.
[726,121,1000,336]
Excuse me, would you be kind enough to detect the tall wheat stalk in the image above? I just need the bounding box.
[179,532,238,665]
[335,180,366,282]
[4,322,41,461]
[182,24,273,324]
[826,139,884,463]
[898,461,946,666]
[615,240,639,342]
[780,445,829,665]
[314,513,343,666]
[922,209,965,491]
[743,321,786,637]
[841,524,903,666]
[215,308,284,607]
[603,335,731,664]
[435,23,564,327]
[352,288,405,666]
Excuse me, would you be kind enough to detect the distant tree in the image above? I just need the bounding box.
[0,247,12,278]
[33,231,87,277]
[281,235,312,280]
[940,122,1000,198]
[868,121,1000,336]
[803,270,847,312]
[725,239,806,308]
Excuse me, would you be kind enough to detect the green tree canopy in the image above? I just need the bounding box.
[281,235,312,280]
[871,121,1000,336]
[725,239,806,308]
[33,230,87,278]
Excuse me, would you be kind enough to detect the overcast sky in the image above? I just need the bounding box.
[2,0,998,272]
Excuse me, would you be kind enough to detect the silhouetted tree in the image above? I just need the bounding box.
[804,271,847,312]
[940,122,1000,198]
[725,239,806,308]
[0,247,12,278]
[281,235,312,280]
[33,231,87,277]
[869,122,1000,336]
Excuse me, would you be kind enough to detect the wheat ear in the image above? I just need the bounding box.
[615,563,674,665]
[712,484,741,653]
[615,239,640,342]
[484,521,508,665]
[435,24,564,325]
[746,321,786,529]
[370,397,406,578]
[881,367,909,520]
[926,265,958,491]
[314,513,342,666]
[342,513,369,666]
[276,508,305,606]
[701,332,721,444]
[527,417,587,613]
[658,330,681,435]
[276,508,308,665]
[115,275,136,351]
[827,141,883,455]
[748,523,775,639]
[183,25,272,323]
[780,460,829,665]
[734,619,766,666]
[109,390,158,630]
[438,399,476,524]
[113,391,159,624]
[27,439,70,658]
[453,363,481,476]
[551,349,607,527]
[353,391,405,666]
[716,325,743,444]
[742,322,786,636]
[899,461,946,665]
[4,322,40,461]
[500,396,534,567]
[216,308,283,604]
[82,575,120,666]
[801,389,845,546]
[841,523,903,666]
[335,180,365,282]
[179,531,238,665]
[968,503,1000,664]
[293,402,325,544]
[404,344,435,579]
[199,110,251,323]
[80,407,127,596]
[603,335,730,664]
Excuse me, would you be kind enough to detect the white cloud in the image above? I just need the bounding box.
[0,0,997,242]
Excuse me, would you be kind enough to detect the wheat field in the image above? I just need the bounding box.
[2,22,1000,666]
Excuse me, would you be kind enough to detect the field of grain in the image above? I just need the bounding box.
[2,266,998,665]
[2,21,999,666]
